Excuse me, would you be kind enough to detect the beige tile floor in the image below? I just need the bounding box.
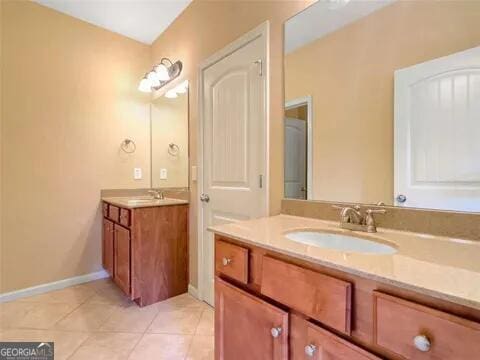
[0,279,214,360]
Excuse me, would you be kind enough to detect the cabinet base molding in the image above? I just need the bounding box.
[0,270,109,303]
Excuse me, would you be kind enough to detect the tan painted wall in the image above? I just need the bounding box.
[151,0,313,287]
[151,92,189,188]
[1,1,151,292]
[285,0,480,205]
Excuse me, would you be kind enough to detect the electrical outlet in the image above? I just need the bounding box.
[160,168,168,180]
[134,168,142,180]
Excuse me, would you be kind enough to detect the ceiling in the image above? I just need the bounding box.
[34,0,192,44]
[285,0,395,54]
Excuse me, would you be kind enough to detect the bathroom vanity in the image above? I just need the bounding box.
[102,196,188,306]
[210,214,480,359]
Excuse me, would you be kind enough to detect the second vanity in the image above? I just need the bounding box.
[209,214,480,359]
[102,194,189,306]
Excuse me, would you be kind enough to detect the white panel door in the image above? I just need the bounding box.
[201,33,267,306]
[395,45,480,211]
[284,117,307,199]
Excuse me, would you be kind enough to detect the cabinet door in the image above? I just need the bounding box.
[215,277,288,360]
[102,219,114,277]
[114,224,131,295]
[302,321,380,360]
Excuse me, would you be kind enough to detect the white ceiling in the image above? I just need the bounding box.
[34,0,192,44]
[285,0,395,54]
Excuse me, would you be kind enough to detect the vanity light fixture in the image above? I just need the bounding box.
[163,80,189,99]
[138,57,183,93]
[165,89,178,98]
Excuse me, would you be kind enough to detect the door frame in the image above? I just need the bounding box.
[285,96,313,199]
[197,21,270,302]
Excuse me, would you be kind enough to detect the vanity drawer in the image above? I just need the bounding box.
[374,292,480,359]
[304,320,380,360]
[108,205,119,222]
[261,256,352,334]
[102,202,109,217]
[215,240,249,284]
[119,208,131,227]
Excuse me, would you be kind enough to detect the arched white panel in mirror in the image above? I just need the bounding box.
[150,88,189,189]
[283,0,480,212]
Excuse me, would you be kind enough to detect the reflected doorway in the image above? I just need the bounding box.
[284,96,313,200]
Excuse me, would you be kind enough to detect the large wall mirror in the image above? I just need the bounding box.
[284,0,480,212]
[150,86,189,189]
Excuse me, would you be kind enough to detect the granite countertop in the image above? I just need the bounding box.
[102,196,189,209]
[208,214,480,310]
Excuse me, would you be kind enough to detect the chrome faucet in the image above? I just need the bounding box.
[148,189,165,200]
[333,205,386,233]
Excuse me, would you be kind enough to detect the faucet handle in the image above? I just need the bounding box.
[366,208,386,215]
[365,208,386,233]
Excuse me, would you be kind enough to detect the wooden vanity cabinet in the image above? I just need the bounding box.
[102,201,188,306]
[215,277,288,360]
[113,224,131,295]
[102,219,114,277]
[214,234,480,360]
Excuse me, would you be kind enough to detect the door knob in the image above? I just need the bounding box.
[200,194,210,203]
[304,344,317,357]
[396,194,407,203]
[270,327,282,338]
[413,334,431,352]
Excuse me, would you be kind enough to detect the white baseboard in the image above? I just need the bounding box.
[188,284,199,299]
[0,270,109,303]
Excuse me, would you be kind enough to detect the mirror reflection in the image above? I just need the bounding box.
[284,0,480,212]
[151,87,189,189]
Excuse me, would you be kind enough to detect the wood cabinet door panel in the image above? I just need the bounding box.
[114,224,131,296]
[215,277,288,360]
[108,205,119,222]
[215,240,248,283]
[304,322,380,360]
[119,208,131,227]
[102,219,114,277]
[261,256,352,334]
[374,292,480,359]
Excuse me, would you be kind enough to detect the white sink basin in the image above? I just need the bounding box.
[285,231,397,255]
[126,198,185,205]
[127,199,156,205]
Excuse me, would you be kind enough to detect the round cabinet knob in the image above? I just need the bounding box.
[222,257,231,266]
[396,194,407,203]
[270,327,282,338]
[304,344,317,357]
[413,334,431,352]
[200,194,210,203]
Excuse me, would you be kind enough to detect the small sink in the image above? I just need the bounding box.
[285,231,397,255]
[126,199,156,205]
[126,198,185,206]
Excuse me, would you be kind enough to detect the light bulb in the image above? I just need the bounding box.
[165,89,178,98]
[138,78,152,92]
[155,64,170,81]
[175,80,188,94]
[147,71,160,87]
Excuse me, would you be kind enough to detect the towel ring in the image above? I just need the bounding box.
[121,139,136,154]
[168,143,180,156]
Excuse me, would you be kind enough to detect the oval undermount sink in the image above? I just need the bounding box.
[126,198,184,205]
[285,231,397,255]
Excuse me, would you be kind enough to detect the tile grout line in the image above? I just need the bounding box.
[184,306,207,359]
[125,299,163,359]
